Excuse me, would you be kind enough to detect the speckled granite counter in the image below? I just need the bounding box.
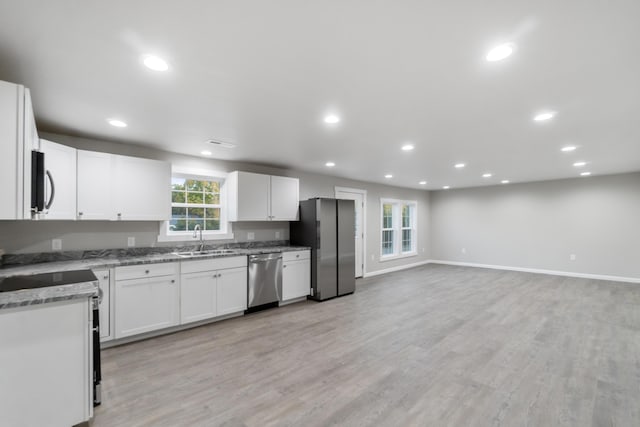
[0,244,311,279]
[0,280,98,310]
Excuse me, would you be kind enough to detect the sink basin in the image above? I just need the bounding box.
[172,249,239,258]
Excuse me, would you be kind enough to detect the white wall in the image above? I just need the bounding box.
[429,172,640,279]
[0,132,430,275]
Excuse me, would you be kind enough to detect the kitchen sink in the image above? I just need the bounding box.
[172,249,239,258]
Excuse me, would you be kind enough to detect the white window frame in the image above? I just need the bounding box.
[380,198,417,261]
[157,166,234,242]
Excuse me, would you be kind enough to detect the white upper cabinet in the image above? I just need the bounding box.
[270,175,299,221]
[112,154,171,221]
[227,171,299,221]
[0,80,37,220]
[77,150,114,220]
[38,139,77,220]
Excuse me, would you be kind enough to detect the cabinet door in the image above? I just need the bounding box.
[216,267,247,316]
[39,139,77,220]
[93,269,111,340]
[112,155,171,221]
[232,171,270,221]
[270,176,299,221]
[115,276,179,338]
[181,271,217,324]
[282,260,310,301]
[77,151,114,220]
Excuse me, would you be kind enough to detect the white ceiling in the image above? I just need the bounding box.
[1,1,639,190]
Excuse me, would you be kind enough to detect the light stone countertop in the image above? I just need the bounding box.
[0,246,311,279]
[0,281,98,310]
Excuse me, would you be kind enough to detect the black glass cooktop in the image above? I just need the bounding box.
[0,270,98,293]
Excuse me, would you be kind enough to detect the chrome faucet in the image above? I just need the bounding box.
[193,224,204,252]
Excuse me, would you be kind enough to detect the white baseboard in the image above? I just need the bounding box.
[428,259,640,284]
[363,260,431,278]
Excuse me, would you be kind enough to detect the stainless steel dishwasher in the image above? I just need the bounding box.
[247,253,283,310]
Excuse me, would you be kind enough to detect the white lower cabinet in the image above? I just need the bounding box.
[180,257,247,325]
[114,263,179,339]
[282,250,311,301]
[181,271,218,324]
[217,267,248,316]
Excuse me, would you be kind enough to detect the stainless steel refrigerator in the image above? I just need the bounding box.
[290,198,356,301]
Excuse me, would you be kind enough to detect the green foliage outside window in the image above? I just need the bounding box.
[169,177,222,232]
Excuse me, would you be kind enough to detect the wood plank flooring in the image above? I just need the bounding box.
[92,264,640,426]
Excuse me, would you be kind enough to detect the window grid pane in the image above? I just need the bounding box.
[382,230,394,255]
[170,177,222,234]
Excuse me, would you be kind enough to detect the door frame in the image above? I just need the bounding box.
[334,186,367,277]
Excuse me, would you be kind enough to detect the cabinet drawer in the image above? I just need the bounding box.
[181,256,248,274]
[283,250,310,262]
[115,262,178,281]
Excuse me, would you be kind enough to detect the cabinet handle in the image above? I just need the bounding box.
[117,213,122,218]
[78,212,83,216]
[217,273,221,278]
[103,275,109,280]
[145,270,150,274]
[171,279,175,283]
[283,265,287,268]
[296,254,300,258]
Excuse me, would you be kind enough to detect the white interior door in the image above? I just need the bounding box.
[335,188,365,278]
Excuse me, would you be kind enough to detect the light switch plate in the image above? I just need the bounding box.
[247,232,255,240]
[127,237,136,247]
[275,231,281,239]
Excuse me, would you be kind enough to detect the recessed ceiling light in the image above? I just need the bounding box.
[482,173,493,178]
[325,161,335,167]
[384,174,393,179]
[107,119,127,128]
[324,114,340,124]
[573,161,587,167]
[501,180,510,184]
[143,55,169,71]
[486,43,515,62]
[561,145,577,152]
[454,163,466,169]
[419,181,427,185]
[401,144,414,151]
[533,111,556,122]
[580,172,591,176]
[442,186,450,190]
[201,150,212,156]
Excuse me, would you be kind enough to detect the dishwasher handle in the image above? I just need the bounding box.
[249,253,283,262]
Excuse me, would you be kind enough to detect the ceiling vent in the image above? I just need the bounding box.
[206,139,236,148]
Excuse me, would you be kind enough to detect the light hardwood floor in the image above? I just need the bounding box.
[92,264,640,426]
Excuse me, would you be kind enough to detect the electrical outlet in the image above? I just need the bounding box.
[52,239,62,251]
[247,232,255,240]
[275,231,281,239]
[127,237,136,247]
[570,254,576,261]
[461,247,466,254]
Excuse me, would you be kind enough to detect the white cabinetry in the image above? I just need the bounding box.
[38,139,77,220]
[217,267,248,315]
[77,150,113,220]
[180,256,247,324]
[93,269,112,341]
[282,250,311,301]
[0,299,93,426]
[181,271,218,324]
[114,263,179,338]
[0,80,38,219]
[113,154,171,221]
[227,171,299,221]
